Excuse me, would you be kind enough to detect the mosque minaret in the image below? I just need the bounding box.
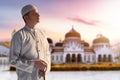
[12,29,16,37]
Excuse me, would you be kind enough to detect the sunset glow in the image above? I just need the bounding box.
[1,0,120,45]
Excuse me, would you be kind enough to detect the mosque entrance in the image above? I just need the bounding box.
[71,54,77,63]
[77,54,82,63]
[98,55,102,62]
[103,55,107,62]
[66,54,71,63]
[108,55,112,62]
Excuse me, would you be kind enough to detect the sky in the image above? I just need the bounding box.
[1,0,120,45]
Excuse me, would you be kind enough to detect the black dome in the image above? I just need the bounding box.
[55,42,63,47]
[47,38,53,44]
[83,42,89,47]
[65,27,80,38]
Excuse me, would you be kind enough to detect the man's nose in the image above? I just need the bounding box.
[35,12,40,17]
[37,13,40,17]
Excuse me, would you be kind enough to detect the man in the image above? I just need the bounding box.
[9,4,51,80]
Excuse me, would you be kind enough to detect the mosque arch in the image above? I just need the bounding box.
[103,54,107,62]
[66,54,71,63]
[98,54,102,62]
[72,54,76,63]
[108,54,112,62]
[77,54,82,63]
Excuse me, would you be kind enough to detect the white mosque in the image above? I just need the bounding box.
[0,29,16,65]
[3,27,115,65]
[47,27,115,64]
[0,45,9,65]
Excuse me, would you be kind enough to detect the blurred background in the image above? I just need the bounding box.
[1,0,120,80]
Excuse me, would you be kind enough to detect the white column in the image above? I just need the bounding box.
[63,52,67,63]
[95,54,98,63]
[82,53,84,63]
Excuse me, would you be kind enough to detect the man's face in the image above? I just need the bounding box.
[26,10,40,25]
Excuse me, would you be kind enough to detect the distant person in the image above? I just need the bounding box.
[9,4,51,80]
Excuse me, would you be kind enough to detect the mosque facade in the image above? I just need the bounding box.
[11,27,115,64]
[47,27,115,64]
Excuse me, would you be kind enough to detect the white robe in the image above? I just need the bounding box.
[9,25,51,80]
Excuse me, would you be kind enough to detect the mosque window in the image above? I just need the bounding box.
[56,55,58,61]
[72,54,76,63]
[81,46,83,49]
[106,44,110,48]
[77,54,82,63]
[98,54,102,62]
[88,55,90,62]
[66,54,71,63]
[52,56,54,61]
[108,54,112,62]
[92,55,94,61]
[106,45,109,47]
[84,55,86,61]
[68,46,69,48]
[61,55,63,61]
[103,54,107,62]
[106,45,107,47]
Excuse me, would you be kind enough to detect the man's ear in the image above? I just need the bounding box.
[23,15,30,23]
[24,15,29,21]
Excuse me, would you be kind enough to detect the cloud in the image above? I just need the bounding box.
[67,17,100,26]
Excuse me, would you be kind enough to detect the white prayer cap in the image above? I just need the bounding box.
[21,4,38,16]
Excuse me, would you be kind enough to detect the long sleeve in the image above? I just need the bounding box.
[39,30,51,73]
[46,50,51,73]
[9,32,34,73]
